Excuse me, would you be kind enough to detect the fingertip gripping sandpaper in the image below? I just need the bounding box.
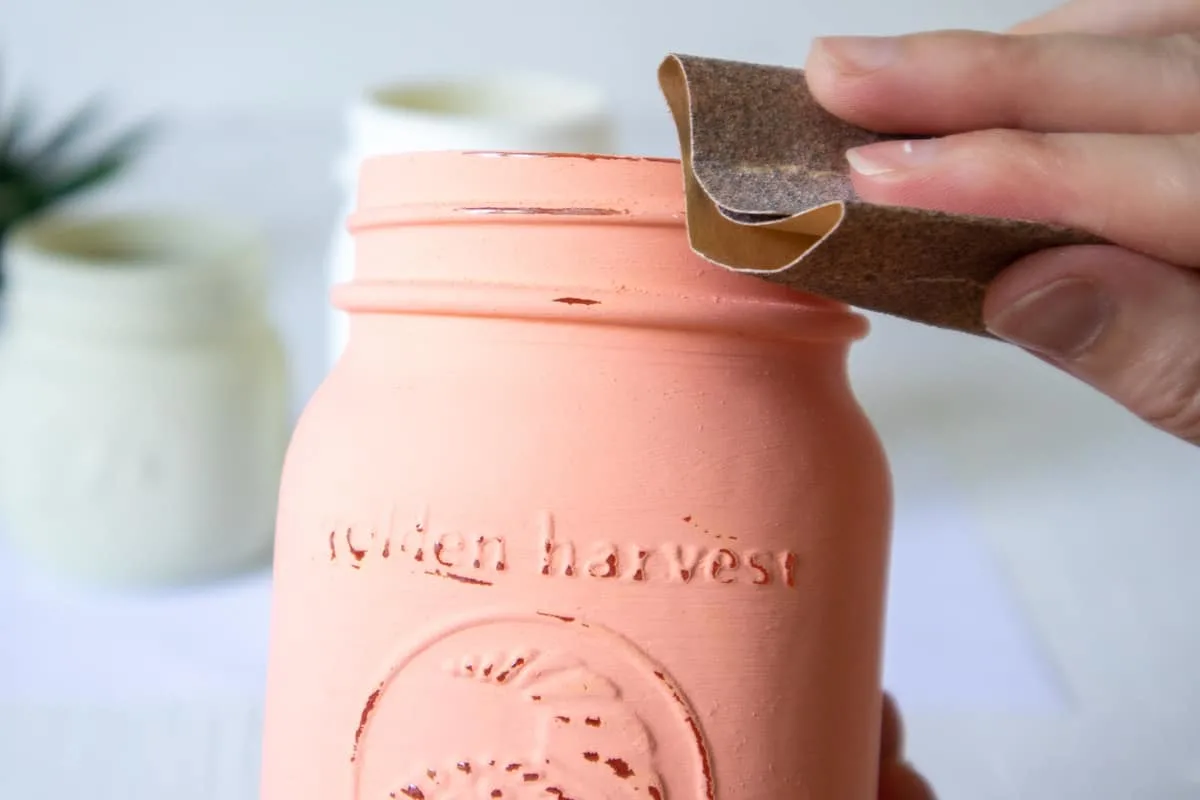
[658,53,1100,336]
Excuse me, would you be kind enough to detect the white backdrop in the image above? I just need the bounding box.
[5,1,1200,799]
[3,0,1056,121]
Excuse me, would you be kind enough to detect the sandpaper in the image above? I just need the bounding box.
[657,53,1101,336]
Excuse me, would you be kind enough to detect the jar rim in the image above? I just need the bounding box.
[8,212,262,275]
[7,211,263,278]
[4,212,268,332]
[351,151,687,225]
[360,72,610,130]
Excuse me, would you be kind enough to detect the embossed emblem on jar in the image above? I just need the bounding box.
[351,614,713,800]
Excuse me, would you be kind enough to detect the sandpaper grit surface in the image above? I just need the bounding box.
[657,53,1100,336]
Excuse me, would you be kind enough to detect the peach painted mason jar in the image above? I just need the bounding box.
[260,152,893,800]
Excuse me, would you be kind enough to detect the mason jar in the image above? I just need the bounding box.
[0,212,289,586]
[263,152,892,800]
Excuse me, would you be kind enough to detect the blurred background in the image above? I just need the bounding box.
[1,0,1199,798]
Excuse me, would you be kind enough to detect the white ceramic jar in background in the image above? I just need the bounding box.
[325,71,616,365]
[0,213,289,587]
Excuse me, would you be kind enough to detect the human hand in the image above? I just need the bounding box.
[878,694,935,799]
[805,0,1200,445]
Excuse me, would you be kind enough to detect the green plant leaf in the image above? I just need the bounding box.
[0,62,157,233]
[0,181,28,221]
[42,153,129,204]
[28,98,106,167]
[40,119,155,203]
[0,94,36,162]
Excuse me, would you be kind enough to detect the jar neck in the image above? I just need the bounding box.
[334,152,868,346]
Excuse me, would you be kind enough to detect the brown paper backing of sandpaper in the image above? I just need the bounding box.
[657,53,1101,336]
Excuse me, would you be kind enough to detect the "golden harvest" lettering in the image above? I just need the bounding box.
[324,510,798,588]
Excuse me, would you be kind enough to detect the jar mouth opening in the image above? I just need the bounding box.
[8,212,262,275]
[365,73,608,127]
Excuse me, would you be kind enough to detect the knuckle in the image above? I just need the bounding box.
[996,127,1064,165]
[984,34,1067,128]
[1131,361,1200,444]
[973,34,1043,118]
[1157,34,1200,120]
[1159,33,1200,81]
[956,128,1057,171]
[948,128,1079,208]
[1003,32,1048,77]
[979,29,1038,71]
[1155,134,1200,206]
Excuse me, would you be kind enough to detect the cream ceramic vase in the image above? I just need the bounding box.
[324,73,615,367]
[0,213,289,586]
[262,152,894,799]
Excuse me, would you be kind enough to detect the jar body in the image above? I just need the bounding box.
[0,214,289,586]
[0,324,286,583]
[264,153,891,800]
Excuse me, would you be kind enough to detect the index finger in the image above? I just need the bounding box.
[1012,0,1200,36]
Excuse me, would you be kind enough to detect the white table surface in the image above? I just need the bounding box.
[1,113,1198,799]
[0,442,1064,797]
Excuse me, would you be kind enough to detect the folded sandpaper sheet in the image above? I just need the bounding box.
[657,54,1101,336]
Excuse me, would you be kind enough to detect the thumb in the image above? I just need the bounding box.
[984,245,1200,445]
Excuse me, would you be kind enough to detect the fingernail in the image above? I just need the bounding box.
[845,139,942,176]
[816,35,901,74]
[986,278,1113,358]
